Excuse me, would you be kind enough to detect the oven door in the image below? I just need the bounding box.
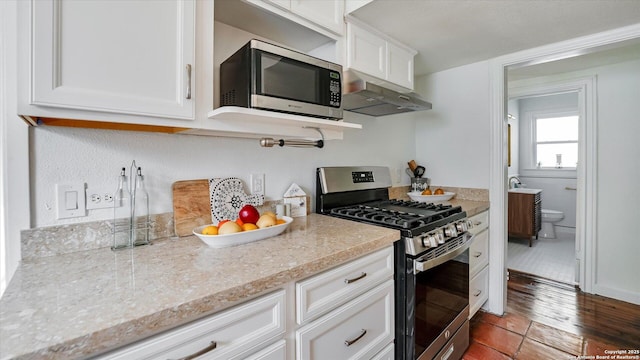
[398,234,471,360]
[414,248,469,360]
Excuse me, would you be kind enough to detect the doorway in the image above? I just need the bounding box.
[485,25,640,316]
[505,88,583,286]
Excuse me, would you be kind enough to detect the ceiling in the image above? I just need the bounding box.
[350,0,640,77]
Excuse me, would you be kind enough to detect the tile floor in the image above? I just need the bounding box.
[507,230,575,284]
[463,311,623,360]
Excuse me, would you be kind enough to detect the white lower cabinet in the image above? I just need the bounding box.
[98,290,286,360]
[296,280,394,360]
[468,210,490,318]
[245,339,287,360]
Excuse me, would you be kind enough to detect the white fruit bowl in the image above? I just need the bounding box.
[407,191,455,202]
[193,216,293,248]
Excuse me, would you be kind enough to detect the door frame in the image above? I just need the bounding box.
[485,23,640,315]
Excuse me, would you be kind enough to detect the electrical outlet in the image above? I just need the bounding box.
[250,173,265,195]
[86,187,117,210]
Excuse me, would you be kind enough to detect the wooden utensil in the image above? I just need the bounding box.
[408,160,418,171]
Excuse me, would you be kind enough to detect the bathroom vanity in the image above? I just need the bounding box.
[508,189,542,246]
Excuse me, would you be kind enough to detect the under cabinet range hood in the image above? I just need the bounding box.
[341,73,432,117]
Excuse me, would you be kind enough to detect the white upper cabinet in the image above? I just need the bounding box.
[259,0,345,35]
[23,0,196,124]
[346,18,416,91]
[290,0,345,35]
[386,41,415,90]
[347,23,386,80]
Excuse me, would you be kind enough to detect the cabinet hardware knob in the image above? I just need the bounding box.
[473,290,482,297]
[344,329,367,346]
[473,252,482,258]
[344,272,367,284]
[185,64,192,99]
[170,340,216,360]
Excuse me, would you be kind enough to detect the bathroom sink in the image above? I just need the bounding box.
[508,188,542,194]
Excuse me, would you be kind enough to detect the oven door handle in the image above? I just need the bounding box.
[414,233,473,274]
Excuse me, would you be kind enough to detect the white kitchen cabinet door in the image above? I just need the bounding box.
[99,290,285,360]
[296,280,394,360]
[290,0,345,35]
[30,0,195,120]
[386,41,415,90]
[347,22,386,80]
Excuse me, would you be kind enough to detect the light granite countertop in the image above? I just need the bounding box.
[0,200,489,360]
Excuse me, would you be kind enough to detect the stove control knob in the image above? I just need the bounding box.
[436,232,445,244]
[466,219,474,229]
[426,235,437,247]
[444,225,458,238]
[456,221,468,232]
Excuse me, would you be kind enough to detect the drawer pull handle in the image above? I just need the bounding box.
[473,289,482,297]
[344,329,367,346]
[473,251,482,258]
[344,272,367,284]
[185,64,192,99]
[474,221,482,226]
[170,340,217,360]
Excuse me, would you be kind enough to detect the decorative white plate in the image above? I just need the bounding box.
[209,178,264,222]
[407,191,455,202]
[193,216,293,248]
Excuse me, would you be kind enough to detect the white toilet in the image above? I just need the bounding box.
[540,209,564,238]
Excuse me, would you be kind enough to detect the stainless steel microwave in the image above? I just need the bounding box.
[220,39,343,120]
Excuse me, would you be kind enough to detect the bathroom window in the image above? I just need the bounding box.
[534,114,579,168]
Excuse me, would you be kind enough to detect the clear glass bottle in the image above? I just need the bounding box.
[132,166,150,246]
[112,167,132,250]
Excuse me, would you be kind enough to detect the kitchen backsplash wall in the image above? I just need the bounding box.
[22,187,488,259]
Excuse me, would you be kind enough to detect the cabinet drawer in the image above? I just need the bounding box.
[100,290,285,360]
[371,343,395,360]
[296,247,393,324]
[469,266,489,318]
[469,229,489,276]
[245,339,286,360]
[468,210,489,235]
[296,280,394,360]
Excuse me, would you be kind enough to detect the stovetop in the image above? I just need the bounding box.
[329,199,466,237]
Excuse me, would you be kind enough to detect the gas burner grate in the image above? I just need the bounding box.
[329,202,460,230]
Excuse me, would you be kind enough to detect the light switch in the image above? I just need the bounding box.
[65,191,78,210]
[56,183,86,219]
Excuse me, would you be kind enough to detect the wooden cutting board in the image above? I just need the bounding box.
[172,179,211,237]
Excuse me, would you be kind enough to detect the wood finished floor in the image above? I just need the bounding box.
[463,270,640,359]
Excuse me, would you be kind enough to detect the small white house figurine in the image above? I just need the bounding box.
[283,183,307,217]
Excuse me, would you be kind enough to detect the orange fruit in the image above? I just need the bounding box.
[276,219,286,225]
[242,223,258,231]
[235,218,244,226]
[202,225,218,235]
[434,188,445,195]
[421,189,432,195]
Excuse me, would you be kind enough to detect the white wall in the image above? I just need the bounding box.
[413,61,491,188]
[30,111,417,227]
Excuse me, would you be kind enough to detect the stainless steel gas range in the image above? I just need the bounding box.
[316,166,474,360]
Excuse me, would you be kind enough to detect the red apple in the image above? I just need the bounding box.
[238,204,260,224]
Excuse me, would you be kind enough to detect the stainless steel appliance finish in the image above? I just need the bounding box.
[316,166,472,360]
[220,39,343,120]
[342,74,432,117]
